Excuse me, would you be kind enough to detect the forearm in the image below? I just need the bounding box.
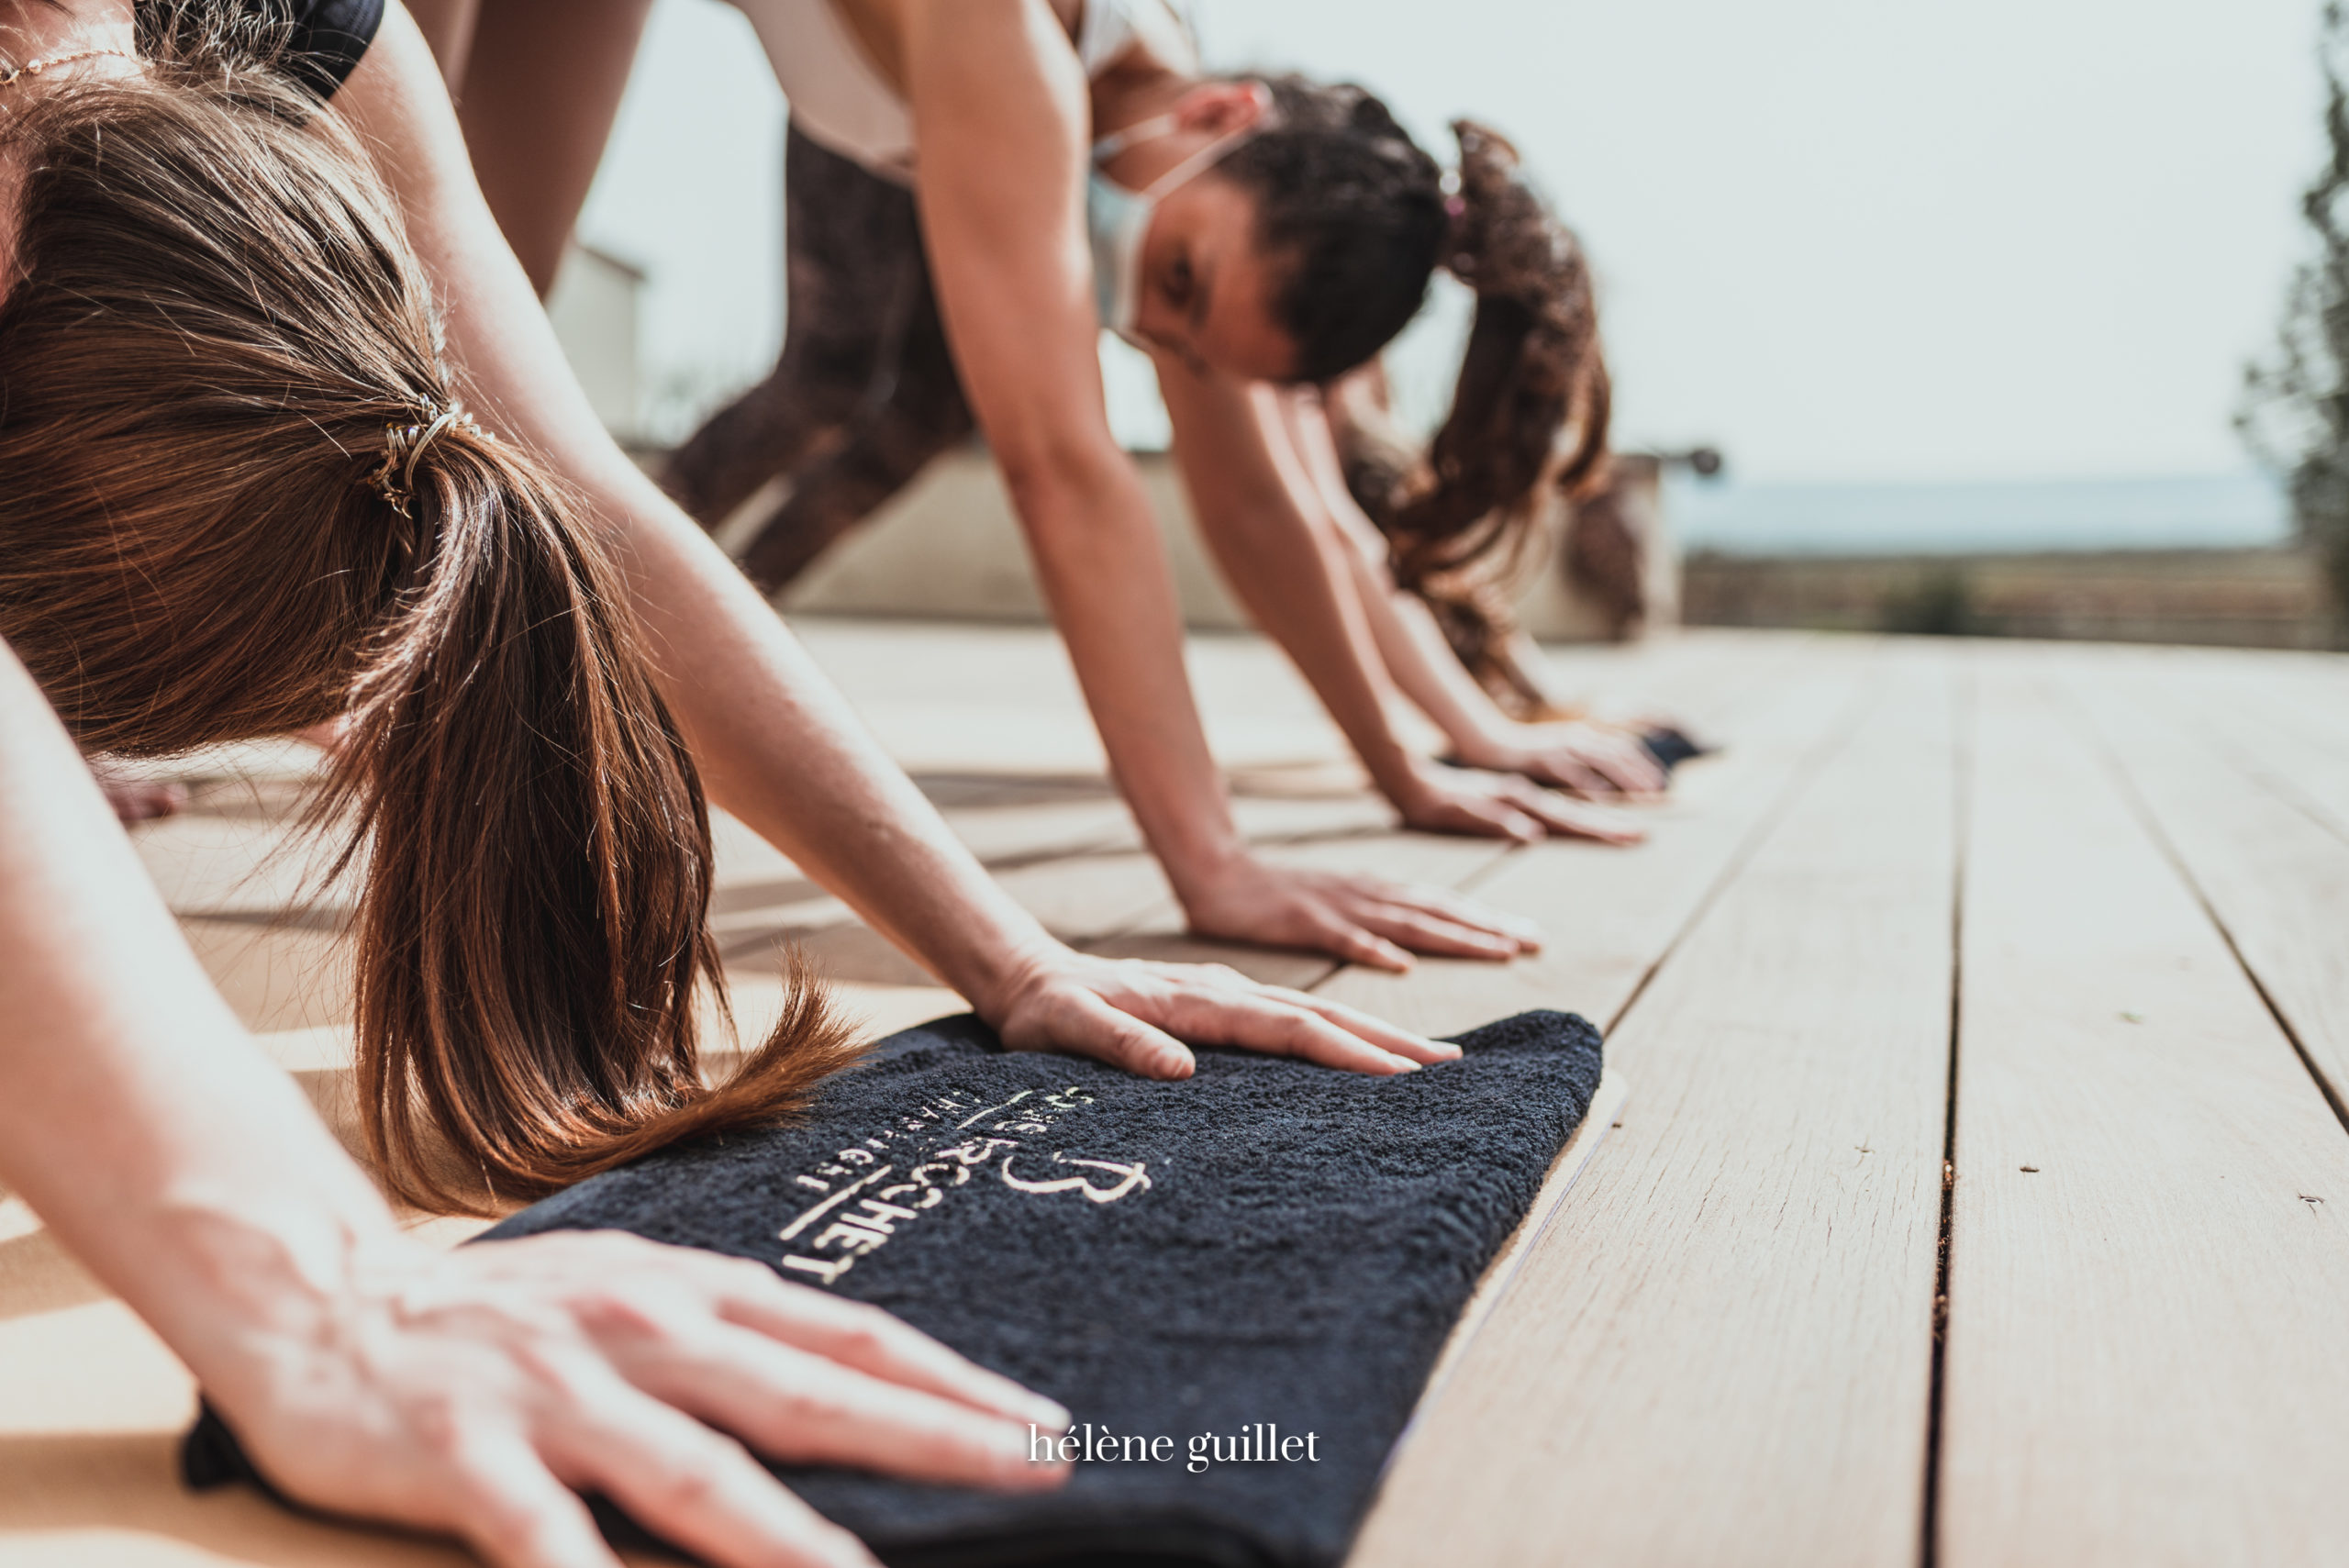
[888,0,1254,903]
[595,453,1066,1000]
[1004,454,1249,894]
[1163,381,1424,799]
[1275,393,1526,761]
[1335,528,1522,761]
[0,642,405,1398]
[1185,487,1427,797]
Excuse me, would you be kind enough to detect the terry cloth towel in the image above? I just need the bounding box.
[184,1008,1602,1568]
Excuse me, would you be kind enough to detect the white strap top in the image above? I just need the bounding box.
[731,0,1198,184]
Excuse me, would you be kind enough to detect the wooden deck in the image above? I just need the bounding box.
[5,623,2348,1566]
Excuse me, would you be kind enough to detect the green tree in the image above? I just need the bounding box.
[2242,1,2349,631]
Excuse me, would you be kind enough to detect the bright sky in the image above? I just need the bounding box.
[577,0,2330,484]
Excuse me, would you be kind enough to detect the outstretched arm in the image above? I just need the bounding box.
[1154,352,1651,840]
[334,5,1455,1062]
[893,0,1558,965]
[0,637,1065,1568]
[1273,390,1667,800]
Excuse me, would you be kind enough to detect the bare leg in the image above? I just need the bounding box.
[449,0,657,295]
[662,126,931,531]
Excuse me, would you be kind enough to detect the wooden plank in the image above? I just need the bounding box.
[129,811,348,922]
[1938,654,2349,1568]
[2146,646,2349,848]
[1316,637,1875,1037]
[180,918,353,1036]
[1350,645,1958,1568]
[2057,655,2349,1113]
[1406,1070,1629,1403]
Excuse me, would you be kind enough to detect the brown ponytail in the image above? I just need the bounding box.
[1331,121,1613,713]
[0,53,858,1213]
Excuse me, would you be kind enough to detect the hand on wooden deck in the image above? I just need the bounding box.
[1174,852,1551,971]
[1460,719,1671,801]
[1391,760,1648,845]
[213,1230,1071,1568]
[985,948,1467,1079]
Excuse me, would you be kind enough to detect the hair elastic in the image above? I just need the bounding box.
[372,403,484,519]
[0,46,139,89]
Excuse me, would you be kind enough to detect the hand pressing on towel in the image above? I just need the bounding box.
[0,646,1065,1568]
[197,1228,1069,1568]
[984,944,1467,1079]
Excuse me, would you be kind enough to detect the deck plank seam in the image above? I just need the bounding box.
[1594,644,1891,1040]
[2156,659,2349,852]
[2057,665,2349,1140]
[1920,645,1974,1568]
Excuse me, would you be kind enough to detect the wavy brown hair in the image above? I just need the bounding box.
[0,50,858,1213]
[1328,121,1613,712]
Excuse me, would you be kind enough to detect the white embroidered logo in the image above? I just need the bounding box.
[777,1083,1151,1286]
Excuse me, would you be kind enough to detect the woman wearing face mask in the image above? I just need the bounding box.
[422,0,1654,973]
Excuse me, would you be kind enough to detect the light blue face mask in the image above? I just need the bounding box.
[1086,109,1260,346]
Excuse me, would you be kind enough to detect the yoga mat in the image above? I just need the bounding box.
[187,1009,1603,1567]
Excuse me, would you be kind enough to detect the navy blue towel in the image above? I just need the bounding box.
[1639,724,1709,772]
[187,1009,1602,1567]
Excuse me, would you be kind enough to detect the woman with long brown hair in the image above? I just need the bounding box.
[0,5,1460,1563]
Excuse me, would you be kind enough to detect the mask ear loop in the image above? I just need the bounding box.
[1135,120,1259,198]
[1092,81,1275,177]
[1091,110,1182,163]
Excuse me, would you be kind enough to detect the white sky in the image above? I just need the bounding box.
[577,0,2330,484]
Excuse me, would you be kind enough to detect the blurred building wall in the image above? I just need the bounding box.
[755,446,1626,641]
[547,243,647,444]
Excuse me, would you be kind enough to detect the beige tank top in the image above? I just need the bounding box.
[729,0,1198,184]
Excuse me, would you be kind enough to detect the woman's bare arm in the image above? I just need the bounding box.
[0,637,1068,1568]
[1153,352,1647,845]
[331,5,1453,1067]
[1273,392,1667,800]
[886,0,1558,966]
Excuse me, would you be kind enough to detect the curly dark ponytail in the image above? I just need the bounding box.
[1216,75,1449,384]
[1330,120,1614,711]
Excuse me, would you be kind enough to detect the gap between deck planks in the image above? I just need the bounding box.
[2060,651,2349,1122]
[1353,643,1954,1568]
[1934,651,2349,1568]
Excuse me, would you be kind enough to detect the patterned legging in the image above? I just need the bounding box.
[662,124,975,595]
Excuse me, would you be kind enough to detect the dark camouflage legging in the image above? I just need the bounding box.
[662,124,974,595]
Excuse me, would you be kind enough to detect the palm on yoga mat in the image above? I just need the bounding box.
[188,1009,1604,1567]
